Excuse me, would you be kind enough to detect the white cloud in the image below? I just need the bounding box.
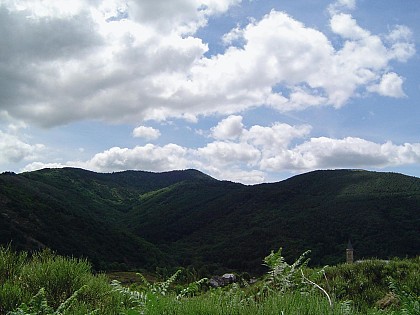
[368,72,406,98]
[280,87,328,111]
[260,137,420,172]
[211,115,243,140]
[387,25,413,43]
[198,166,266,184]
[23,143,183,174]
[0,130,45,164]
[0,1,415,127]
[83,144,189,172]
[127,0,242,35]
[1,2,417,183]
[222,24,244,45]
[264,137,389,170]
[132,126,161,140]
[22,162,68,172]
[21,115,420,184]
[243,123,311,150]
[197,141,261,165]
[330,13,369,40]
[328,0,356,15]
[386,25,416,62]
[339,0,356,9]
[201,117,420,177]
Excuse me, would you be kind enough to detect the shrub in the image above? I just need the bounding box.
[19,249,92,308]
[0,246,130,314]
[321,258,420,312]
[0,281,29,314]
[0,245,27,284]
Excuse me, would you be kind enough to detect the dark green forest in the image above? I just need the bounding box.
[0,168,419,274]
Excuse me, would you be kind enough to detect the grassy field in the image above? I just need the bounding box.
[0,245,418,314]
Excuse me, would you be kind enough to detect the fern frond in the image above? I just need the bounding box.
[388,277,420,315]
[111,279,146,308]
[55,285,88,314]
[177,277,208,299]
[8,288,53,315]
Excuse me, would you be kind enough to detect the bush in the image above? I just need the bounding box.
[0,281,29,314]
[320,258,420,312]
[19,249,92,308]
[0,246,130,314]
[0,245,27,284]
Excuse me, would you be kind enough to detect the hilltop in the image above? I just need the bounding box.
[1,168,419,273]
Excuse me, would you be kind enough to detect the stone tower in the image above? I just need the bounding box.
[346,239,354,263]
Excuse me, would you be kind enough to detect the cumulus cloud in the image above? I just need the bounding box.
[211,115,244,140]
[260,137,420,171]
[222,24,245,46]
[243,123,311,151]
[328,0,356,15]
[367,72,406,98]
[82,144,189,173]
[2,1,417,183]
[201,118,420,178]
[386,25,416,62]
[0,0,415,127]
[127,0,242,35]
[21,115,420,184]
[201,118,419,175]
[330,13,369,40]
[0,130,45,164]
[21,143,190,176]
[132,126,161,140]
[22,162,68,172]
[197,141,261,165]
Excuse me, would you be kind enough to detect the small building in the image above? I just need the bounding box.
[346,240,354,263]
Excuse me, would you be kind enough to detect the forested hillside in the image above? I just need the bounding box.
[0,168,419,273]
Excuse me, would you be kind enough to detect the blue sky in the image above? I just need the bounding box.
[0,0,419,184]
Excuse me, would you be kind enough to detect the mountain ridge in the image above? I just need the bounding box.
[1,168,419,273]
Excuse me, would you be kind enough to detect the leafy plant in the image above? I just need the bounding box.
[110,280,147,310]
[137,269,181,296]
[8,286,93,315]
[0,245,28,283]
[389,278,420,315]
[321,258,420,312]
[0,281,29,314]
[19,249,92,308]
[177,277,209,299]
[110,269,183,313]
[8,288,54,315]
[262,247,310,293]
[1,240,419,314]
[0,246,130,314]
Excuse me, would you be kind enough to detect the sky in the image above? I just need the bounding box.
[0,0,419,184]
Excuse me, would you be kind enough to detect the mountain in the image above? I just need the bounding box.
[0,168,419,273]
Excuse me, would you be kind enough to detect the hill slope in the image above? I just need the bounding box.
[0,168,212,269]
[0,168,419,273]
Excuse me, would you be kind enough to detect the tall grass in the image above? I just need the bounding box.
[19,249,91,308]
[1,245,418,314]
[0,246,30,313]
[142,290,346,315]
[313,257,420,312]
[0,246,133,314]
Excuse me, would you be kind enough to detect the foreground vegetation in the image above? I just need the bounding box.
[1,246,419,314]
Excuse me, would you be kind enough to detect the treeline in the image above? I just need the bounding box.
[0,168,419,273]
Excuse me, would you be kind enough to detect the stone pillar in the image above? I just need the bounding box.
[346,240,354,263]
